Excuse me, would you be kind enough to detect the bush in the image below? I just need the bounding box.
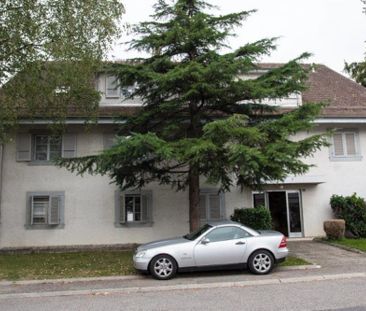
[231,206,272,230]
[323,219,345,240]
[330,193,366,238]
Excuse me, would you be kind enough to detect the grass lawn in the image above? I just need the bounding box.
[330,238,366,252]
[279,256,311,267]
[0,250,135,281]
[0,251,310,281]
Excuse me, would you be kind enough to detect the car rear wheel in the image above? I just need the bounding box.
[248,250,274,275]
[149,254,177,280]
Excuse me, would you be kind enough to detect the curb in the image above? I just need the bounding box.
[0,264,320,286]
[0,272,365,300]
[0,275,143,286]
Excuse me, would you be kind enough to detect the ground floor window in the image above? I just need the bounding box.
[199,189,225,224]
[26,192,65,228]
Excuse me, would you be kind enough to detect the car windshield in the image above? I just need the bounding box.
[183,224,213,241]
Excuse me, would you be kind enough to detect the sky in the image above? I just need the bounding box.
[110,0,366,75]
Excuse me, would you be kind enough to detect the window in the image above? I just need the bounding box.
[330,131,361,160]
[26,192,65,229]
[115,190,153,226]
[205,226,250,243]
[34,135,62,161]
[16,133,77,163]
[106,75,120,98]
[253,192,266,208]
[199,189,225,224]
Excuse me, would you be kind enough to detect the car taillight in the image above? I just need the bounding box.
[279,236,287,248]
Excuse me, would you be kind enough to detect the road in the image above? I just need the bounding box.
[1,276,366,311]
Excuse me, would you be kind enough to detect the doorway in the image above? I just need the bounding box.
[254,190,304,238]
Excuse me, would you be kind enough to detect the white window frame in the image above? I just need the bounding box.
[33,135,62,162]
[125,194,143,223]
[105,75,120,98]
[330,130,362,161]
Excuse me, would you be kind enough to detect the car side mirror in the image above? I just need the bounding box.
[201,238,210,245]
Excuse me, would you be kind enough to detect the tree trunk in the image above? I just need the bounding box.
[188,166,200,232]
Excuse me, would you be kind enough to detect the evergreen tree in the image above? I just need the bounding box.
[58,0,328,231]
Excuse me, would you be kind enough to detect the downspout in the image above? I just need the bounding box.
[0,144,3,224]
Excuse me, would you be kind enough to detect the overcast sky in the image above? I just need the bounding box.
[110,0,366,75]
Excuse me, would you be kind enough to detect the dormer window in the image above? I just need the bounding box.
[105,75,120,98]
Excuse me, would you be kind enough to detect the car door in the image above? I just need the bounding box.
[193,226,249,267]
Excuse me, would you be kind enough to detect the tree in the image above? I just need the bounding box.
[58,0,328,231]
[345,0,366,87]
[0,0,124,141]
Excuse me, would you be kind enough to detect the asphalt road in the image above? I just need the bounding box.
[1,277,366,311]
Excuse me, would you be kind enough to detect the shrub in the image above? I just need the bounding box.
[323,219,345,240]
[231,206,272,230]
[330,193,366,238]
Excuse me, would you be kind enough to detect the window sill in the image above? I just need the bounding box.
[28,161,57,166]
[114,222,153,228]
[329,155,363,162]
[24,224,65,230]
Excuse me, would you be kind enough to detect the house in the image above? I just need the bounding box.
[1,64,366,249]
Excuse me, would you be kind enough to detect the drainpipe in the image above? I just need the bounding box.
[0,144,3,224]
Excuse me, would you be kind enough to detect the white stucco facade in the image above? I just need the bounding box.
[0,122,365,249]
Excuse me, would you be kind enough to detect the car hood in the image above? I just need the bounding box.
[137,237,189,252]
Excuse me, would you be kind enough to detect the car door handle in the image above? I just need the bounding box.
[235,241,246,245]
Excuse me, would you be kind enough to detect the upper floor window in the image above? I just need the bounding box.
[330,131,362,161]
[16,133,77,163]
[105,75,120,98]
[34,135,62,161]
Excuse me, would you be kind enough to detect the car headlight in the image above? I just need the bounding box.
[135,251,146,258]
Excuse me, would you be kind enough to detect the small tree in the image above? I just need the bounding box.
[58,0,328,231]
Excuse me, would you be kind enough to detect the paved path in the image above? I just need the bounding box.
[0,241,365,298]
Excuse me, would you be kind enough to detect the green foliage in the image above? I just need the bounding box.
[231,206,272,230]
[345,61,366,87]
[0,0,124,141]
[330,193,366,238]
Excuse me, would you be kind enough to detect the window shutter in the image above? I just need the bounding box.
[103,133,116,150]
[30,196,35,225]
[345,133,356,155]
[141,191,152,222]
[48,195,61,225]
[16,133,31,161]
[62,134,77,158]
[209,194,221,221]
[333,133,344,156]
[199,194,207,220]
[119,192,126,224]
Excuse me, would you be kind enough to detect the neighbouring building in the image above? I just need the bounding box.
[1,64,366,249]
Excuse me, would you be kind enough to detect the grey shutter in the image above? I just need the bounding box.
[30,195,34,225]
[62,134,77,158]
[333,133,344,156]
[103,133,116,150]
[345,133,356,155]
[141,191,152,222]
[208,194,221,221]
[115,191,126,224]
[199,194,207,221]
[16,133,32,161]
[48,195,61,225]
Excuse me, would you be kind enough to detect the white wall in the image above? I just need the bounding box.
[1,123,366,248]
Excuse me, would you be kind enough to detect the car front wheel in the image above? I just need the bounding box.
[248,250,274,275]
[149,254,177,280]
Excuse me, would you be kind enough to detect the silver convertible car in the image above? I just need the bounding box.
[133,221,288,280]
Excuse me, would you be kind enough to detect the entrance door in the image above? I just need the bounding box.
[267,192,288,236]
[266,191,303,238]
[287,191,303,238]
